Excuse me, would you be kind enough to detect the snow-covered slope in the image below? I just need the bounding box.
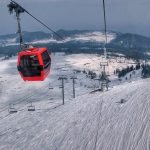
[63,31,116,43]
[0,31,116,47]
[0,53,149,150]
[0,77,149,150]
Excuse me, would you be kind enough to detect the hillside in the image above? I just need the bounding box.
[0,53,149,150]
[0,30,116,46]
[0,30,150,59]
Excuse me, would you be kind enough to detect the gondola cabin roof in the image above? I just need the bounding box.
[18,47,47,55]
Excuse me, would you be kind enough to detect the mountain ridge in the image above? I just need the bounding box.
[0,30,150,59]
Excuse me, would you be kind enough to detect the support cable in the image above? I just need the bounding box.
[9,0,64,42]
[102,0,108,58]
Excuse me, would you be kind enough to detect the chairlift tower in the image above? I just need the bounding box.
[100,61,108,74]
[99,62,110,91]
[70,76,77,98]
[7,1,25,49]
[58,76,67,105]
[100,72,110,91]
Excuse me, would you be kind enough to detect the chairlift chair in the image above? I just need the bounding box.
[49,87,54,90]
[9,104,17,114]
[27,102,35,111]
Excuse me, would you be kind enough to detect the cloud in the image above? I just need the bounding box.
[1,0,150,36]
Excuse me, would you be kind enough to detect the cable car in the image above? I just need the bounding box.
[17,47,51,81]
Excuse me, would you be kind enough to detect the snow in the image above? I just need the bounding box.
[0,38,18,47]
[31,38,57,44]
[0,53,149,150]
[64,32,116,43]
[0,31,116,46]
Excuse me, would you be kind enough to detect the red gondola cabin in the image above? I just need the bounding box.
[17,47,51,81]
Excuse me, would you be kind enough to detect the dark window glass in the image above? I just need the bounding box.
[41,51,51,70]
[20,55,42,77]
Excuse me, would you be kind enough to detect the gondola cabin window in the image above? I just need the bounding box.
[42,51,51,72]
[20,55,42,77]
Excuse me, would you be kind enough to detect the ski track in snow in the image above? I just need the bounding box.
[0,79,149,150]
[0,54,149,150]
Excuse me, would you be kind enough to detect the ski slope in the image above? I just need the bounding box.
[0,53,149,150]
[0,77,149,150]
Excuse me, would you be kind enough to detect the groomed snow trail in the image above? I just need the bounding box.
[0,78,149,150]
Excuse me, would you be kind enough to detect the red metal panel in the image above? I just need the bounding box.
[17,47,51,81]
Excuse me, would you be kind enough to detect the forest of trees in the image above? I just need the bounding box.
[115,63,150,79]
[115,63,141,78]
[141,64,150,78]
[82,70,97,79]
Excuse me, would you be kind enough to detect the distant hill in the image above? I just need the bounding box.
[0,30,150,59]
[110,33,150,49]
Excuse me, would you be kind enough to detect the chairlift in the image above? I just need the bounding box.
[116,57,125,63]
[27,102,35,111]
[49,82,54,89]
[49,87,54,90]
[9,104,17,114]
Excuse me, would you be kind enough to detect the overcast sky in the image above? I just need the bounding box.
[0,0,150,36]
